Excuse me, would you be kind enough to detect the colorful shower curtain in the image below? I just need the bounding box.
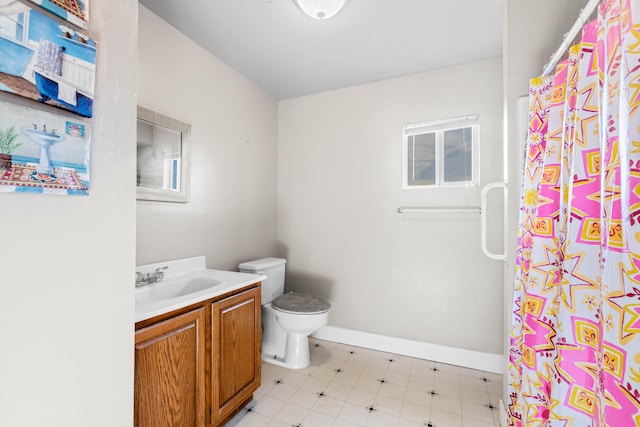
[508,0,640,426]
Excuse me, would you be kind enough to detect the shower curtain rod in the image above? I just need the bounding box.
[542,0,601,76]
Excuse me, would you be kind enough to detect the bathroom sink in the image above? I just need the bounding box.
[134,257,267,323]
[135,276,222,304]
[22,127,64,144]
[22,127,65,175]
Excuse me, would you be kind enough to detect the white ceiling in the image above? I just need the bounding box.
[138,0,503,100]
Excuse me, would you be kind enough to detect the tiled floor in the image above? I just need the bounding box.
[226,338,504,427]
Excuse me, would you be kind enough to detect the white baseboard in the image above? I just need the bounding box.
[312,325,504,374]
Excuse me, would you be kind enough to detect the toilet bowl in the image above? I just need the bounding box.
[239,258,330,369]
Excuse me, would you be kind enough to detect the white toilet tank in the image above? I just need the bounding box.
[238,258,287,304]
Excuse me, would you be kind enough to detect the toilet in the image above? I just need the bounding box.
[238,257,330,369]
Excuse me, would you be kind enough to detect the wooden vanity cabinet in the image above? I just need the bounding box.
[134,284,261,427]
[135,307,206,427]
[211,287,261,424]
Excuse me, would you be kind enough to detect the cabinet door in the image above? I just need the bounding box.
[135,307,206,427]
[211,287,261,424]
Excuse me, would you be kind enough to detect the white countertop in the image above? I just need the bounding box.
[135,256,266,323]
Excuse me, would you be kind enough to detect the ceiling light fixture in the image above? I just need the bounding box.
[293,0,349,20]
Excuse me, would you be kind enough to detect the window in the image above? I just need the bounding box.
[0,12,27,44]
[403,115,479,188]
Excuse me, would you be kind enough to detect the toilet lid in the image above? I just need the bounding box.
[272,292,331,315]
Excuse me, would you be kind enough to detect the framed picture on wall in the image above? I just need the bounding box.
[0,2,96,117]
[27,0,89,29]
[0,99,91,195]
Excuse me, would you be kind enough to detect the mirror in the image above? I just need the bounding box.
[136,106,191,203]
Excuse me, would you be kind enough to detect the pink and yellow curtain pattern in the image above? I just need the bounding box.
[508,1,640,426]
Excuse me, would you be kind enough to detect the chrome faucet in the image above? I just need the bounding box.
[135,266,169,287]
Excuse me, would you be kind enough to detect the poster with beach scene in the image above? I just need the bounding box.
[0,99,90,195]
[28,0,89,30]
[0,1,96,117]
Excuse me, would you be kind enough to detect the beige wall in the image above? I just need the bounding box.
[278,58,505,354]
[136,6,279,270]
[0,2,137,426]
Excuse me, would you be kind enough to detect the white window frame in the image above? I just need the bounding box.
[403,115,479,189]
[0,11,29,45]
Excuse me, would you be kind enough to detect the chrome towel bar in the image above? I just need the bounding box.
[397,207,481,214]
[397,181,507,262]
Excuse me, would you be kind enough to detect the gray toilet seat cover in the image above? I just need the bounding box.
[272,292,331,314]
